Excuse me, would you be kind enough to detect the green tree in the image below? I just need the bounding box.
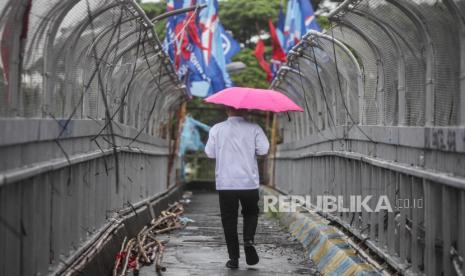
[230,47,271,89]
[317,15,330,30]
[141,2,168,39]
[219,0,282,46]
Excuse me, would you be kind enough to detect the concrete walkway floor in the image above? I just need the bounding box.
[139,191,319,276]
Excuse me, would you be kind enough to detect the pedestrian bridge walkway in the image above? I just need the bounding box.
[1,0,465,275]
[138,190,317,276]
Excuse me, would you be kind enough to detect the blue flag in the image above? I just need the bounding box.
[218,23,241,64]
[179,115,211,156]
[283,0,299,52]
[187,45,212,97]
[164,0,233,97]
[276,4,286,48]
[198,0,232,95]
[299,0,321,32]
[164,0,203,77]
[283,0,320,52]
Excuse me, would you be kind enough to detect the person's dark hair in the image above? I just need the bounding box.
[225,106,248,117]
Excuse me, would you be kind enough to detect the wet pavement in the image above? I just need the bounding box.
[139,190,318,276]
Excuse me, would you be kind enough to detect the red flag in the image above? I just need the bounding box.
[268,19,286,63]
[254,39,272,82]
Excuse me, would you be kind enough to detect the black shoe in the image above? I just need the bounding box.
[244,241,259,265]
[225,259,239,269]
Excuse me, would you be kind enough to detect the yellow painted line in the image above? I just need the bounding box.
[312,239,332,263]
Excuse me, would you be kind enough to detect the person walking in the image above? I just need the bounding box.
[205,107,270,269]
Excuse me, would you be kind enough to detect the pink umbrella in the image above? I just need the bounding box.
[204,87,304,112]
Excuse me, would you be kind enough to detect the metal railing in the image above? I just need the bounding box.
[0,0,186,275]
[270,0,465,275]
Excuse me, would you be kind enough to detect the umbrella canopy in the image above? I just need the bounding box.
[204,87,304,112]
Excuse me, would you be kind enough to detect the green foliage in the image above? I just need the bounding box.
[230,47,271,89]
[140,2,166,19]
[317,15,330,30]
[187,97,227,127]
[141,2,167,39]
[219,0,283,46]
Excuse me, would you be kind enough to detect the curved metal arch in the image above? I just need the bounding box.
[277,67,323,136]
[136,56,166,76]
[151,91,185,131]
[62,30,142,119]
[100,41,163,91]
[129,0,186,96]
[61,15,135,84]
[67,30,157,91]
[0,0,31,116]
[44,3,129,117]
[444,0,465,125]
[52,4,157,119]
[333,18,398,125]
[42,0,82,115]
[274,69,306,103]
[66,4,184,124]
[349,9,407,125]
[94,39,166,109]
[129,72,175,121]
[274,84,299,141]
[274,82,299,140]
[327,0,362,19]
[279,68,315,138]
[292,50,346,128]
[303,30,363,124]
[113,58,167,99]
[135,84,182,131]
[43,1,122,116]
[84,24,147,64]
[58,3,125,67]
[86,16,142,57]
[22,0,70,68]
[104,37,162,73]
[385,0,434,126]
[282,61,329,129]
[355,9,420,59]
[156,85,186,111]
[136,76,181,115]
[331,23,384,125]
[62,11,136,118]
[0,0,13,24]
[137,70,173,97]
[103,65,169,125]
[108,52,164,92]
[300,54,347,129]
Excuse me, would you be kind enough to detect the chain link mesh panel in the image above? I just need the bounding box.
[272,0,464,144]
[274,31,363,141]
[271,1,465,275]
[0,0,186,133]
[0,2,186,274]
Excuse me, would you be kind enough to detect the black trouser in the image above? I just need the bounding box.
[218,189,259,260]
